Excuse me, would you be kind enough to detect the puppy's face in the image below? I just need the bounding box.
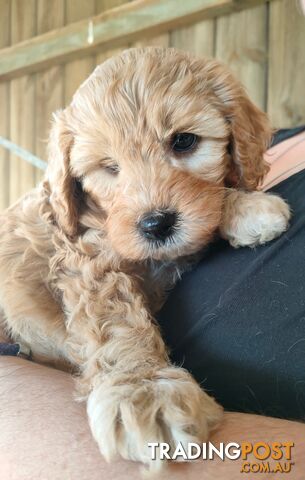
[48,48,271,261]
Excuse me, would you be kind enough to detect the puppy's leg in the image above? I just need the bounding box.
[220,190,291,248]
[0,281,69,368]
[66,272,222,470]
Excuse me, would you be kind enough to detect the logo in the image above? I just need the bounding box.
[240,442,294,474]
[147,441,294,473]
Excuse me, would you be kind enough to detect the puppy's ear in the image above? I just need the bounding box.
[207,61,271,190]
[47,108,81,237]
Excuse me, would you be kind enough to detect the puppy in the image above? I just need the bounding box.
[0,47,290,469]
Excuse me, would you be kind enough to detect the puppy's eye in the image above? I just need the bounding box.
[104,164,120,175]
[171,133,199,153]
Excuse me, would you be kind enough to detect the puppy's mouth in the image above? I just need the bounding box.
[143,233,178,250]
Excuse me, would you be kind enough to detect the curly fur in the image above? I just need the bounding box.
[0,47,290,470]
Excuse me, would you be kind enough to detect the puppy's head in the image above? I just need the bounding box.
[47,47,270,261]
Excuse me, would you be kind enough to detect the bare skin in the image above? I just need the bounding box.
[1,137,305,479]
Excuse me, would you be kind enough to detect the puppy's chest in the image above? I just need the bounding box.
[139,259,195,313]
[48,251,186,317]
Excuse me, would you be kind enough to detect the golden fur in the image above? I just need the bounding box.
[0,48,290,469]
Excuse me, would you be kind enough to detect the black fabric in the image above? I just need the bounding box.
[158,127,305,421]
[271,125,305,147]
[0,343,20,356]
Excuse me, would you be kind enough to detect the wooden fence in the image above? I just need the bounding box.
[0,0,304,210]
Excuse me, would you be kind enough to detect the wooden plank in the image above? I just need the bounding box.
[130,2,170,58]
[35,0,65,183]
[170,19,215,57]
[9,0,36,204]
[95,0,130,12]
[95,0,129,66]
[0,0,10,210]
[268,0,305,128]
[215,3,267,109]
[0,0,270,80]
[132,32,170,50]
[64,0,95,105]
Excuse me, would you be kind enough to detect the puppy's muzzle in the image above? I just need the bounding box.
[138,210,177,242]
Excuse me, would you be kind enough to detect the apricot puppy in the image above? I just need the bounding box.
[0,48,290,469]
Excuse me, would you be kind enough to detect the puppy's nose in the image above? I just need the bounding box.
[139,211,177,241]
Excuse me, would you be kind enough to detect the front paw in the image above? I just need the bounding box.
[87,367,222,469]
[220,191,291,248]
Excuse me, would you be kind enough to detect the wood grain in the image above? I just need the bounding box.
[132,32,170,49]
[35,0,65,183]
[64,0,95,105]
[215,3,267,109]
[0,0,10,210]
[268,0,305,127]
[95,0,129,66]
[170,19,214,57]
[9,0,36,204]
[0,0,270,80]
[95,0,130,12]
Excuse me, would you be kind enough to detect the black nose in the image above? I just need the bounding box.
[139,211,177,241]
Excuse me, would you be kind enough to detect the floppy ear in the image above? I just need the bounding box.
[47,109,81,237]
[206,61,271,190]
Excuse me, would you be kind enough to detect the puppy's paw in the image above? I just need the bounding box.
[87,367,222,470]
[220,190,291,248]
